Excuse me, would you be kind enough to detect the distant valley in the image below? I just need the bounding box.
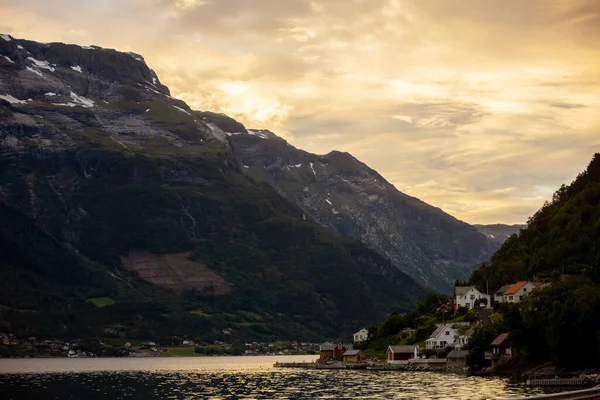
[0,35,516,342]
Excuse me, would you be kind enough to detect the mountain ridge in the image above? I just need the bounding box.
[226,129,499,293]
[0,34,425,341]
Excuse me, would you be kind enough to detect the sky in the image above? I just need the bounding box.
[1,0,599,224]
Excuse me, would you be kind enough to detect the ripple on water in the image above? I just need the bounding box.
[0,357,543,399]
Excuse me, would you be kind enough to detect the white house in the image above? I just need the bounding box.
[456,324,478,350]
[502,281,536,303]
[454,286,491,311]
[353,328,369,343]
[426,324,459,349]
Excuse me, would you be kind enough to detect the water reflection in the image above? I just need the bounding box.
[0,356,542,399]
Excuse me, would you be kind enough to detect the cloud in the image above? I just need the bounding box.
[1,0,599,224]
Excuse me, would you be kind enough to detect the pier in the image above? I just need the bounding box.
[511,385,600,400]
[527,378,586,387]
[274,360,448,371]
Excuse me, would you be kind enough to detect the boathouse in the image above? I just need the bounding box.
[319,342,348,362]
[387,345,418,364]
[485,333,515,367]
[447,350,468,368]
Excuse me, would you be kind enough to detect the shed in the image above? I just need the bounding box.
[342,349,365,363]
[447,350,468,367]
[490,333,513,358]
[387,345,418,363]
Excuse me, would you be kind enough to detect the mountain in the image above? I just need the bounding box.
[0,34,426,342]
[470,153,600,291]
[473,224,526,245]
[228,131,497,293]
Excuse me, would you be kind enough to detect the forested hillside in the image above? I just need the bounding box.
[470,153,600,290]
[466,153,600,369]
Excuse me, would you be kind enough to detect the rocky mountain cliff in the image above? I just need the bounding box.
[227,131,498,293]
[473,224,526,246]
[0,35,425,341]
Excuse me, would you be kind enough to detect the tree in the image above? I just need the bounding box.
[466,324,498,370]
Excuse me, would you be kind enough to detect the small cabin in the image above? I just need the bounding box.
[342,349,366,363]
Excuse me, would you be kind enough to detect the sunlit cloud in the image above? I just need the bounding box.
[1,0,598,224]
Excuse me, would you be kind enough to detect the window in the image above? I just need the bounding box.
[523,288,527,292]
[519,296,523,300]
[470,295,475,300]
[445,331,450,335]
[509,296,513,300]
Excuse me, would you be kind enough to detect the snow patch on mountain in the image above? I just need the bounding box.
[2,55,14,63]
[0,94,25,104]
[173,105,191,115]
[27,57,55,72]
[25,67,44,77]
[54,92,94,108]
[70,65,82,73]
[0,34,11,41]
[247,129,270,139]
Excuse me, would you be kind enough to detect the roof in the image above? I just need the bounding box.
[342,349,363,356]
[491,333,509,346]
[436,304,451,312]
[388,345,417,354]
[429,324,446,339]
[460,324,478,338]
[428,323,456,340]
[447,350,468,358]
[320,343,351,351]
[454,286,472,296]
[354,328,368,335]
[494,285,512,295]
[504,281,527,295]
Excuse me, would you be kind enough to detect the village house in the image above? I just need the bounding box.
[436,303,451,315]
[387,345,419,364]
[319,342,348,362]
[493,285,512,303]
[353,328,369,343]
[485,333,515,366]
[342,349,366,363]
[501,281,536,303]
[425,323,459,349]
[454,286,491,312]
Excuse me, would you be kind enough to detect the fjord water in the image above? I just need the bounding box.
[0,355,540,399]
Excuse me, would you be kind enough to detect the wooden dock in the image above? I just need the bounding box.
[274,361,447,371]
[273,362,317,369]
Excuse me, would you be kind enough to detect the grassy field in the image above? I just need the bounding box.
[365,349,386,361]
[87,297,115,307]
